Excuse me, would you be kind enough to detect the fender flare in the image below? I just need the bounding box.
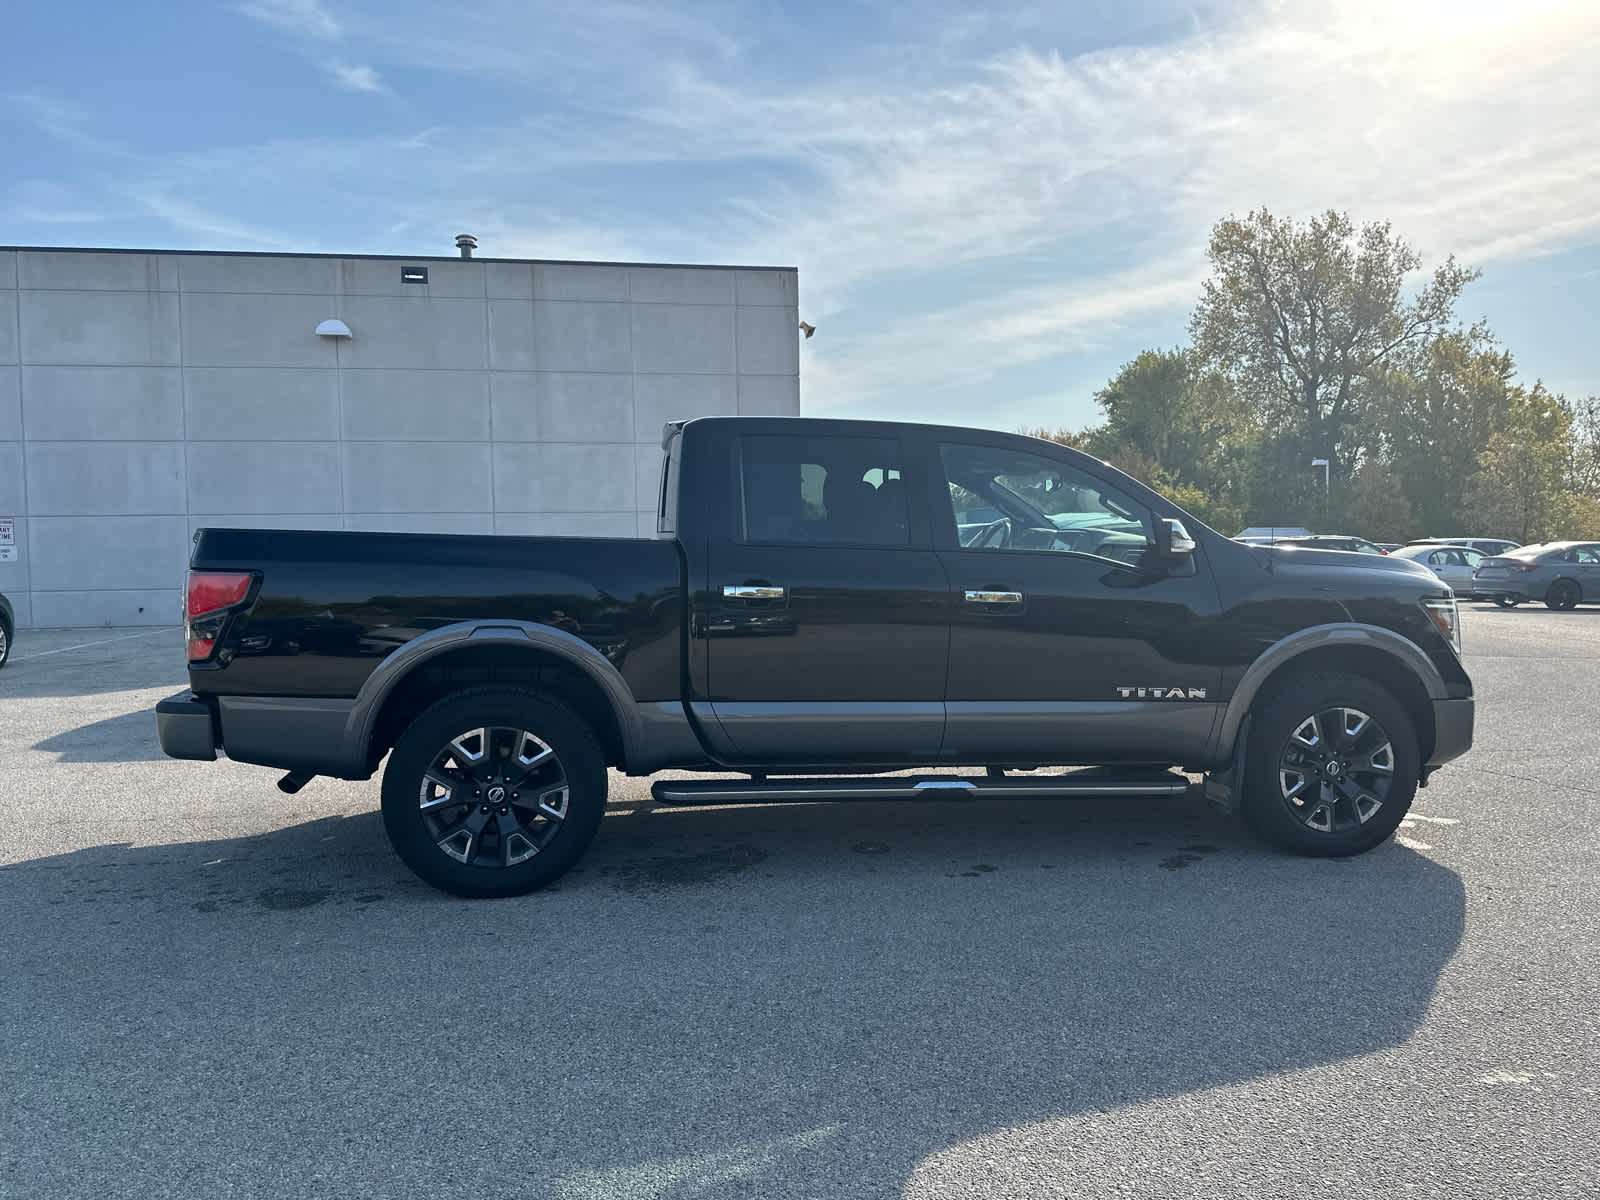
[339,621,642,769]
[1211,622,1447,761]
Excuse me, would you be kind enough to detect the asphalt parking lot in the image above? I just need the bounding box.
[2,609,1597,1199]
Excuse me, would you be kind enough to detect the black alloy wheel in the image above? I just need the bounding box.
[1275,706,1395,835]
[381,688,607,898]
[1242,672,1418,857]
[1545,579,1580,611]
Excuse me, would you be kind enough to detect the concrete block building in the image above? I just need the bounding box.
[0,246,801,628]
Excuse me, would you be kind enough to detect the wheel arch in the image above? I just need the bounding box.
[1547,575,1582,602]
[1215,625,1445,766]
[345,623,640,774]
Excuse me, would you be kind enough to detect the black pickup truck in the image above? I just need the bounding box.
[157,416,1473,896]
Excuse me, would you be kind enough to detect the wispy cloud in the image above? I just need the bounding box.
[631,0,1600,412]
[7,91,117,154]
[345,0,745,83]
[326,60,384,93]
[237,0,341,40]
[13,0,1600,423]
[4,180,107,225]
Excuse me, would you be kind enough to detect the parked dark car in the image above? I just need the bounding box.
[156,416,1474,897]
[0,592,12,669]
[1473,542,1600,609]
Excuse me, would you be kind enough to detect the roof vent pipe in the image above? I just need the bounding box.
[455,233,477,258]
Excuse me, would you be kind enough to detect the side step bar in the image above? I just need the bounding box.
[650,771,1191,806]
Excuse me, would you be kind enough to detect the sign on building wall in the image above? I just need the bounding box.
[0,517,14,562]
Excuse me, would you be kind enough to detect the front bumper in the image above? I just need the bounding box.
[155,691,219,761]
[1428,697,1474,766]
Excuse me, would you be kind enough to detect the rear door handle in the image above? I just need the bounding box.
[724,585,786,600]
[964,589,1023,605]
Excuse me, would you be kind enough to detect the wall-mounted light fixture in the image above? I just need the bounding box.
[315,318,353,339]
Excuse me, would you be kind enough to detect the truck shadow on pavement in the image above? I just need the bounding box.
[1,791,1465,1199]
[0,628,186,699]
[31,710,172,762]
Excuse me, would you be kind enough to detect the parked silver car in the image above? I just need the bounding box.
[1390,544,1486,596]
[1472,542,1600,609]
[1405,536,1521,557]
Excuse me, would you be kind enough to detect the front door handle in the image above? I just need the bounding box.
[964,589,1023,605]
[724,585,786,600]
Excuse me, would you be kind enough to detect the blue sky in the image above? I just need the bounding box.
[3,0,1597,432]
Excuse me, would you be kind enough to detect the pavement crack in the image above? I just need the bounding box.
[1469,766,1600,798]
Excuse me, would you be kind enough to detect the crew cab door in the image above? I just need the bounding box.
[691,428,949,763]
[927,434,1223,763]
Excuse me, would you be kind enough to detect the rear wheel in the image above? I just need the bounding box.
[1545,579,1580,611]
[380,687,607,898]
[1242,672,1418,857]
[0,618,10,669]
[1494,596,1520,609]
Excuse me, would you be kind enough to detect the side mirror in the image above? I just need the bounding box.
[1163,518,1197,556]
[1152,517,1196,571]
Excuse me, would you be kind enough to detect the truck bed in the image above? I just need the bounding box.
[187,527,685,703]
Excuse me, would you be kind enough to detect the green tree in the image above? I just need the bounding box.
[1019,427,1094,452]
[1337,462,1419,542]
[1563,394,1600,497]
[1191,209,1477,493]
[1460,385,1573,543]
[1089,349,1254,495]
[1373,329,1521,534]
[1089,444,1245,534]
[1562,492,1600,541]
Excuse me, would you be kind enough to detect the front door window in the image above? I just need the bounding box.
[938,442,1153,567]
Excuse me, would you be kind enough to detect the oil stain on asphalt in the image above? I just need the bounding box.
[606,843,768,892]
[256,887,333,911]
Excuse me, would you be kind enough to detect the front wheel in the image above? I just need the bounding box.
[0,619,10,669]
[1545,580,1580,611]
[380,687,608,898]
[1242,673,1419,857]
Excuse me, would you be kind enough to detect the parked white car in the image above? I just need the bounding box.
[1390,544,1486,596]
[1404,536,1521,557]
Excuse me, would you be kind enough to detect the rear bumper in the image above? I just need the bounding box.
[155,691,219,761]
[1475,578,1531,599]
[1428,697,1474,766]
[155,689,363,775]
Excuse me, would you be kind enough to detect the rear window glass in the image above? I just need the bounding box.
[738,435,909,546]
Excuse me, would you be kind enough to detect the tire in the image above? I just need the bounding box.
[1242,672,1419,858]
[1494,596,1520,609]
[0,619,10,669]
[380,687,608,898]
[1545,580,1580,611]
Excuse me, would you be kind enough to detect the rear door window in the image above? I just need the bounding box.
[737,435,910,547]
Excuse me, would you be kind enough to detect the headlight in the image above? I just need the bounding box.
[1422,595,1461,655]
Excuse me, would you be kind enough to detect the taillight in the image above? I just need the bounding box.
[185,571,253,661]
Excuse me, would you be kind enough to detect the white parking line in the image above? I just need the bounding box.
[17,627,180,661]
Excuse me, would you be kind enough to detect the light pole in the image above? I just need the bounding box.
[1311,458,1330,527]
